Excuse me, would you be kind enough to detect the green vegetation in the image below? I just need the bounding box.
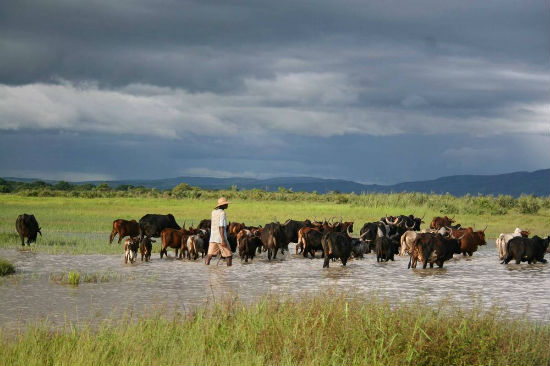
[0,193,548,254]
[0,256,15,276]
[49,270,127,284]
[0,293,547,366]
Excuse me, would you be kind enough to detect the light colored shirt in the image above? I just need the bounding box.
[210,208,228,243]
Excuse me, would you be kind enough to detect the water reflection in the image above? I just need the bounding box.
[0,240,549,331]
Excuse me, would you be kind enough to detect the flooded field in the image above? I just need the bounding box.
[1,240,548,330]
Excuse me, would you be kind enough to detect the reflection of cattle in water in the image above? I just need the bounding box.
[504,236,549,264]
[16,214,41,246]
[109,219,140,244]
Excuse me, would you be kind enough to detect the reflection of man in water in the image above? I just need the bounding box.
[205,197,232,266]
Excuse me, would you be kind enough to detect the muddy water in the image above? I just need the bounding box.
[0,241,548,330]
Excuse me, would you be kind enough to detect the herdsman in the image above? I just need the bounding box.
[205,197,233,266]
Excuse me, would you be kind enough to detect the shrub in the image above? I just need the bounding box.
[518,195,541,214]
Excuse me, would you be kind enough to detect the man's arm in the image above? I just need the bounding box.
[219,226,229,248]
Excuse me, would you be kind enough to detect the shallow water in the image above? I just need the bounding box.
[0,240,548,330]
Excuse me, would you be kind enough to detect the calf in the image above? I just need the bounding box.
[238,235,262,262]
[504,236,549,264]
[139,237,154,262]
[124,237,140,264]
[186,231,207,260]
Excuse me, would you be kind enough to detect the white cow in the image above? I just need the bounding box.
[399,230,419,256]
[495,228,523,260]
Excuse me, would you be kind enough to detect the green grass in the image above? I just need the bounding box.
[0,293,547,366]
[49,270,128,284]
[0,194,548,254]
[0,256,15,276]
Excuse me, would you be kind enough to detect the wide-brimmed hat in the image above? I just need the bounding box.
[215,197,231,208]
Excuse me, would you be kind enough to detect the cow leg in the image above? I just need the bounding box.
[19,234,25,246]
[273,247,279,259]
[267,249,272,261]
[323,257,330,268]
[422,260,428,269]
[118,235,123,244]
[429,263,433,268]
[407,257,412,269]
[341,257,347,266]
[468,252,472,256]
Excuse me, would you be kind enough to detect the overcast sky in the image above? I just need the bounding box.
[0,0,548,184]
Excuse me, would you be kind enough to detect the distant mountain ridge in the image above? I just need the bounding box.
[4,169,549,197]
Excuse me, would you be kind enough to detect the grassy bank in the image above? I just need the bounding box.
[0,194,548,254]
[0,293,547,366]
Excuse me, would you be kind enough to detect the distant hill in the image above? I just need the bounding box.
[4,169,549,197]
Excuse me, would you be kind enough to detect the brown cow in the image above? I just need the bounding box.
[160,226,193,259]
[229,222,245,236]
[430,216,456,230]
[109,219,140,244]
[458,227,487,256]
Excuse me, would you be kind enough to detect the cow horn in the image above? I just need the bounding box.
[482,225,487,232]
[393,217,399,225]
[360,231,369,240]
[346,225,352,238]
[458,234,465,240]
[339,216,343,223]
[183,220,186,228]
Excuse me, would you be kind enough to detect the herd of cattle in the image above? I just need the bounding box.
[15,213,550,268]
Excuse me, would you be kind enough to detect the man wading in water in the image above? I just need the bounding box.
[205,197,232,266]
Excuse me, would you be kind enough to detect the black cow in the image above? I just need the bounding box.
[302,229,325,258]
[428,234,461,268]
[239,236,262,262]
[16,214,41,246]
[321,231,352,268]
[504,236,549,264]
[198,219,211,230]
[281,219,310,244]
[139,214,180,239]
[375,236,398,262]
[261,222,289,260]
[350,238,368,258]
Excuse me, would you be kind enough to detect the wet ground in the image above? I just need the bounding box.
[0,240,548,330]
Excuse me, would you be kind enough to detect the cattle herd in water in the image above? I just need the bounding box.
[15,213,550,268]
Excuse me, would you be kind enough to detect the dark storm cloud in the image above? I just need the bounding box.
[0,0,548,182]
[0,130,547,184]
